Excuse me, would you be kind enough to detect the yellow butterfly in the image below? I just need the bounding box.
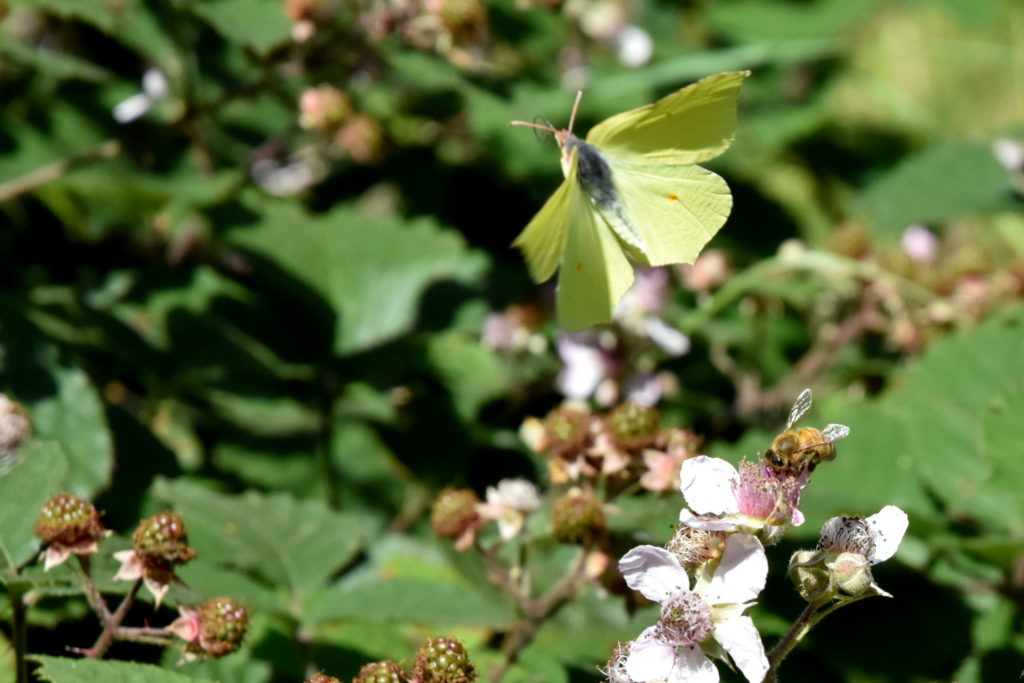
[511,71,749,331]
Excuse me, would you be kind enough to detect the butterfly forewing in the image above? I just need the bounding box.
[585,71,750,165]
[512,170,575,284]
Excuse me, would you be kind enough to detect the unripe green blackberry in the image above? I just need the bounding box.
[412,636,476,683]
[353,659,409,683]
[551,490,605,546]
[542,406,591,457]
[431,488,480,539]
[35,494,104,548]
[132,511,196,572]
[195,597,248,656]
[604,402,659,450]
[305,673,343,683]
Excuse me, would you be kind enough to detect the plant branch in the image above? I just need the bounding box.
[489,549,589,683]
[0,140,122,204]
[85,579,141,659]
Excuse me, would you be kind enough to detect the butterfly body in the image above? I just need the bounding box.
[512,71,750,330]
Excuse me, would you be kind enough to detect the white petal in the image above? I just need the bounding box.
[619,545,689,602]
[645,317,690,357]
[113,93,152,123]
[865,505,908,564]
[678,508,738,532]
[704,535,767,605]
[679,457,739,516]
[713,615,768,683]
[556,336,606,399]
[668,645,719,683]
[625,627,677,681]
[142,68,169,98]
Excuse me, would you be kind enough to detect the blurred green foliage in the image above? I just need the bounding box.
[1,0,1023,681]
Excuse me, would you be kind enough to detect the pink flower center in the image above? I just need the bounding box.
[655,591,713,646]
[735,461,801,525]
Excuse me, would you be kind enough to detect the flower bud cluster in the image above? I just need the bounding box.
[33,495,249,660]
[520,401,699,492]
[313,635,477,683]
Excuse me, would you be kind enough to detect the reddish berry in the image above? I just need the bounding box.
[132,511,196,571]
[542,406,591,457]
[431,488,481,539]
[306,674,343,683]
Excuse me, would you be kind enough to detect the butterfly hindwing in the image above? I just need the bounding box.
[607,156,732,266]
[585,71,749,165]
[557,153,635,331]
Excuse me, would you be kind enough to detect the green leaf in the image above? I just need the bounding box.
[305,576,515,628]
[0,631,13,683]
[190,0,292,55]
[152,478,382,601]
[32,656,217,683]
[225,193,488,354]
[893,307,1024,533]
[0,442,68,569]
[852,142,1013,233]
[705,0,880,42]
[426,332,510,421]
[26,356,113,497]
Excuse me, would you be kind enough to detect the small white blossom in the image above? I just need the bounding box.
[901,224,938,264]
[678,456,806,536]
[619,534,769,683]
[477,478,541,540]
[113,68,169,123]
[615,25,653,68]
[819,505,908,565]
[556,332,615,400]
[992,137,1024,172]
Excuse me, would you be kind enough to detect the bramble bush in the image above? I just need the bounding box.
[1,0,1023,682]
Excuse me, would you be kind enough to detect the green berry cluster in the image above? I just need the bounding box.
[552,490,606,546]
[352,659,409,683]
[34,494,103,547]
[412,636,476,683]
[196,597,248,656]
[132,511,196,569]
[605,402,660,450]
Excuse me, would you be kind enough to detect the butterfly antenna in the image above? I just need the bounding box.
[509,119,558,137]
[567,90,583,135]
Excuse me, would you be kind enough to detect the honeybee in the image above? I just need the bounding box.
[764,389,850,476]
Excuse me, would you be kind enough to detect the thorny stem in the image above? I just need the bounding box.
[763,593,876,681]
[86,578,142,659]
[764,600,821,681]
[489,549,589,683]
[77,556,112,622]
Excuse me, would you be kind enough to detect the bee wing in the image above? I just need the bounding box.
[787,388,813,429]
[820,423,851,443]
